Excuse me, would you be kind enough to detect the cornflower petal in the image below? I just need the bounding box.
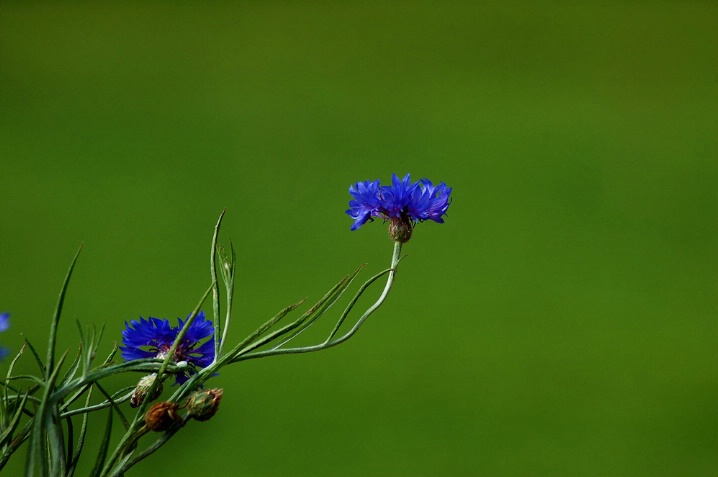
[410,178,452,223]
[346,179,382,230]
[379,173,419,219]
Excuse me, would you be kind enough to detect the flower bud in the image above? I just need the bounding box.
[388,216,413,243]
[145,401,183,432]
[130,374,163,408]
[186,388,224,422]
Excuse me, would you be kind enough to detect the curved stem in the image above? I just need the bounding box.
[236,240,402,360]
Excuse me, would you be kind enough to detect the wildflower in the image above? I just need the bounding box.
[0,313,10,360]
[121,311,215,384]
[186,388,224,422]
[145,401,183,432]
[346,173,452,242]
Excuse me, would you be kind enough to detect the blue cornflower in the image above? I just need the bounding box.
[346,173,452,242]
[0,312,9,360]
[121,311,215,384]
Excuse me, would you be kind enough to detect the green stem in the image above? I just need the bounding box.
[237,240,402,360]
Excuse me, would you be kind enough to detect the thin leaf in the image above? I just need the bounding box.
[210,208,225,360]
[46,244,82,377]
[25,350,68,477]
[96,383,130,430]
[22,338,46,378]
[235,242,403,361]
[0,419,32,471]
[218,240,237,356]
[101,344,118,366]
[2,344,26,429]
[0,391,29,447]
[4,375,46,387]
[3,344,27,389]
[325,265,390,342]
[64,412,74,475]
[66,387,93,477]
[109,426,180,477]
[269,265,367,350]
[61,387,134,418]
[58,346,83,390]
[88,407,112,477]
[46,407,68,477]
[230,272,355,360]
[93,323,107,356]
[231,298,306,355]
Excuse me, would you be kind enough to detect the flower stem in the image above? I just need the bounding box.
[235,240,402,360]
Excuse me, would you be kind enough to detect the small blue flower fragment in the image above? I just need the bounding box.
[0,313,9,333]
[121,311,215,384]
[0,312,10,360]
[347,173,452,240]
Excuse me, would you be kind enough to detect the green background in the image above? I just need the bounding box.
[1,1,716,475]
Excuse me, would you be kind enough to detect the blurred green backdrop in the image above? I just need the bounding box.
[1,1,716,476]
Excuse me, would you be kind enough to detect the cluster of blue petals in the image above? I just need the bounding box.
[0,313,9,360]
[121,311,215,384]
[347,173,452,230]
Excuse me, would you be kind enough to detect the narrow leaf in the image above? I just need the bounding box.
[58,346,83,390]
[25,351,68,477]
[67,387,93,477]
[96,383,130,430]
[0,391,29,447]
[231,272,355,359]
[88,407,113,477]
[210,209,225,360]
[22,338,46,377]
[46,244,82,377]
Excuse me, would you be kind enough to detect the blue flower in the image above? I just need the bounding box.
[346,173,452,238]
[121,311,215,384]
[0,312,10,360]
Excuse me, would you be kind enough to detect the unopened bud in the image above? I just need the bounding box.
[130,374,163,408]
[145,401,183,432]
[186,388,224,422]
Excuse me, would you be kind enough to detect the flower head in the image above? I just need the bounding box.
[121,311,215,384]
[346,173,452,241]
